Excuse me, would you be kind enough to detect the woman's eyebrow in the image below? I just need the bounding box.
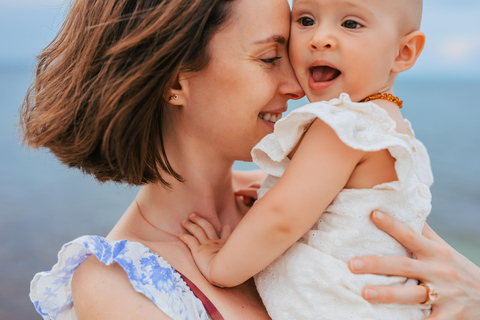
[252,35,286,45]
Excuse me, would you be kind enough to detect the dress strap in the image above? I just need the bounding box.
[177,271,225,320]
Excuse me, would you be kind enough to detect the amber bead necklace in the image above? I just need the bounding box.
[361,93,403,108]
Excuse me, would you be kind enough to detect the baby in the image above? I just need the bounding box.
[181,0,432,318]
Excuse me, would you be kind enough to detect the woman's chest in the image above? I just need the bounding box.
[203,278,270,320]
[150,242,270,319]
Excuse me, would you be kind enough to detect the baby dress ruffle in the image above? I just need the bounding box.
[252,93,433,193]
[30,235,210,320]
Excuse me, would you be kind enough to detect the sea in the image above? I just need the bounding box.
[0,66,479,319]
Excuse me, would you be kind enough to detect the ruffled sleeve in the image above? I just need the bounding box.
[30,236,210,320]
[252,93,432,190]
[406,120,434,187]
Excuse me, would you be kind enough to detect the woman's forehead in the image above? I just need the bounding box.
[227,0,291,45]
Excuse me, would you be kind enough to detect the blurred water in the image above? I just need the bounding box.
[0,67,479,319]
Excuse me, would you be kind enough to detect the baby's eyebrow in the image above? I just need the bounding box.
[253,35,286,46]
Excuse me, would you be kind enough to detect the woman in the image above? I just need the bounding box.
[22,0,480,319]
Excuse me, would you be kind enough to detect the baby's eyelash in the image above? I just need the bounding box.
[298,17,315,27]
[342,20,363,29]
[261,56,282,64]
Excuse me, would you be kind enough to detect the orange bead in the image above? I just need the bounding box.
[360,92,403,109]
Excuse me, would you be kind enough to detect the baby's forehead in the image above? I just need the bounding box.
[292,0,422,32]
[291,0,420,12]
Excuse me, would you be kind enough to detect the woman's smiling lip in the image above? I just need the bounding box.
[258,106,288,129]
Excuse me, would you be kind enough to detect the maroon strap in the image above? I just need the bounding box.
[177,271,225,320]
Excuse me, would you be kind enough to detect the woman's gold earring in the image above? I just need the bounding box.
[168,94,179,101]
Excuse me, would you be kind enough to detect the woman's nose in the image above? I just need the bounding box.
[280,58,305,100]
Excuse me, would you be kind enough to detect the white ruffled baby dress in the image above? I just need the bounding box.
[252,93,433,320]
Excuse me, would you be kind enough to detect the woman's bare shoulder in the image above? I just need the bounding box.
[72,255,172,320]
[232,169,267,188]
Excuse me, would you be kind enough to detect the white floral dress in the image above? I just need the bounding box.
[252,93,433,320]
[30,235,210,320]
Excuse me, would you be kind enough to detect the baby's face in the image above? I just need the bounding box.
[290,0,407,103]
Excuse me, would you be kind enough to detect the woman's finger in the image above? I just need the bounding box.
[371,211,432,258]
[362,284,428,305]
[181,219,209,242]
[422,223,449,246]
[243,197,254,206]
[424,307,448,320]
[349,255,432,282]
[188,213,219,240]
[179,234,200,251]
[234,188,259,200]
[235,188,259,206]
[220,224,232,240]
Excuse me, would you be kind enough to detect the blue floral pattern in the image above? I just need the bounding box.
[30,236,210,320]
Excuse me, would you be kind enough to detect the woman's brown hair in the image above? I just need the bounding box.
[20,0,236,186]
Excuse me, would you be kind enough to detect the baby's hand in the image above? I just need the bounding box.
[180,213,232,285]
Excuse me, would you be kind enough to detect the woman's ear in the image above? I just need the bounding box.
[392,31,426,74]
[165,73,190,106]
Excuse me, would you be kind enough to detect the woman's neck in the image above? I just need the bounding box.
[136,158,241,237]
[134,106,246,237]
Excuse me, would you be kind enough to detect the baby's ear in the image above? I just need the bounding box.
[392,31,426,74]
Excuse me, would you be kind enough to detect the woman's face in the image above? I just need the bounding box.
[180,0,304,162]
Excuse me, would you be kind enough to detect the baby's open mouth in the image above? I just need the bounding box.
[310,66,341,82]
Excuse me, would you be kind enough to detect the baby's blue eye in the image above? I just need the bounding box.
[299,17,315,27]
[342,20,362,29]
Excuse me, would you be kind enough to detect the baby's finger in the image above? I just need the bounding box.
[188,213,218,240]
[371,211,432,258]
[181,219,209,242]
[179,234,200,251]
[349,255,432,282]
[361,285,428,305]
[220,224,232,240]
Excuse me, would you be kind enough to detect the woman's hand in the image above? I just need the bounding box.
[180,214,232,286]
[234,183,261,206]
[349,211,480,320]
[232,169,266,207]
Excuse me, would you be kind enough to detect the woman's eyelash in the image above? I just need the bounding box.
[261,56,282,64]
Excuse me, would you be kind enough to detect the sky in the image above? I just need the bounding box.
[1,0,479,80]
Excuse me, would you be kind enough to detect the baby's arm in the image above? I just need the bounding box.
[180,119,365,287]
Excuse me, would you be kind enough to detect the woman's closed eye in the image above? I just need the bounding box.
[261,56,282,65]
[342,20,363,29]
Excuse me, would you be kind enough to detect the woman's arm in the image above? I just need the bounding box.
[349,211,480,320]
[72,256,173,320]
[181,119,364,287]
